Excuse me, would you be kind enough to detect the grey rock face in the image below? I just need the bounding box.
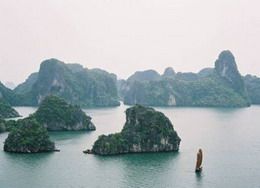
[214,50,248,99]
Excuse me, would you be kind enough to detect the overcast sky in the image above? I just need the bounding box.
[0,0,260,85]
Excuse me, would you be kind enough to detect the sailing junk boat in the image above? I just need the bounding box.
[195,149,203,173]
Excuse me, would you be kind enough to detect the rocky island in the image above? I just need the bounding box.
[33,95,96,131]
[88,105,181,155]
[4,118,56,153]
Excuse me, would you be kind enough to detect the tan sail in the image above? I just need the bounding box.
[195,149,203,172]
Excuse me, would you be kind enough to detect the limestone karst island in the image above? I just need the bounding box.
[1,1,260,187]
[89,105,181,155]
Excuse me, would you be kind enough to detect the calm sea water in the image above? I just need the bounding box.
[1,105,260,188]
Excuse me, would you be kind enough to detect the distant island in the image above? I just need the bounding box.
[88,105,181,155]
[4,118,56,153]
[0,50,259,109]
[12,59,120,107]
[119,50,257,107]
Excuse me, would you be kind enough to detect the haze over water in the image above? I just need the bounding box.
[0,105,260,188]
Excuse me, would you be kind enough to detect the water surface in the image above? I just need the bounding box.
[1,105,260,188]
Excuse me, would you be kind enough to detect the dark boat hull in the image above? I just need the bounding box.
[195,167,202,173]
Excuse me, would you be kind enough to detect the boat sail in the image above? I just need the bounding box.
[195,149,203,172]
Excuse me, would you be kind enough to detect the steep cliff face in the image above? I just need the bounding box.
[4,118,55,153]
[122,51,250,107]
[215,51,239,79]
[123,80,177,106]
[214,50,248,98]
[14,59,120,107]
[91,105,181,155]
[33,96,96,131]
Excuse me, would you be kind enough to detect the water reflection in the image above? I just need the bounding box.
[0,105,259,188]
[195,171,203,186]
[93,152,180,187]
[49,131,92,141]
[3,152,53,167]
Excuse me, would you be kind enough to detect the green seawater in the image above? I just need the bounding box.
[0,105,260,188]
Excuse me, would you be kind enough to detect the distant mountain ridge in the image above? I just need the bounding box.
[0,50,259,108]
[119,50,257,107]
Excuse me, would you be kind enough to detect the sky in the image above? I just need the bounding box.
[0,0,260,85]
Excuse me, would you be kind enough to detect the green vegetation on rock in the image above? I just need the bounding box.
[127,70,161,83]
[120,50,251,107]
[91,105,181,155]
[0,82,19,105]
[14,72,38,95]
[0,82,20,118]
[14,59,120,107]
[1,50,259,109]
[2,95,95,153]
[244,75,260,104]
[33,95,96,131]
[0,119,6,133]
[4,118,55,153]
[0,100,20,119]
[0,119,18,133]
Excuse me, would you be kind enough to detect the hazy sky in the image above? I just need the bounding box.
[0,0,260,85]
